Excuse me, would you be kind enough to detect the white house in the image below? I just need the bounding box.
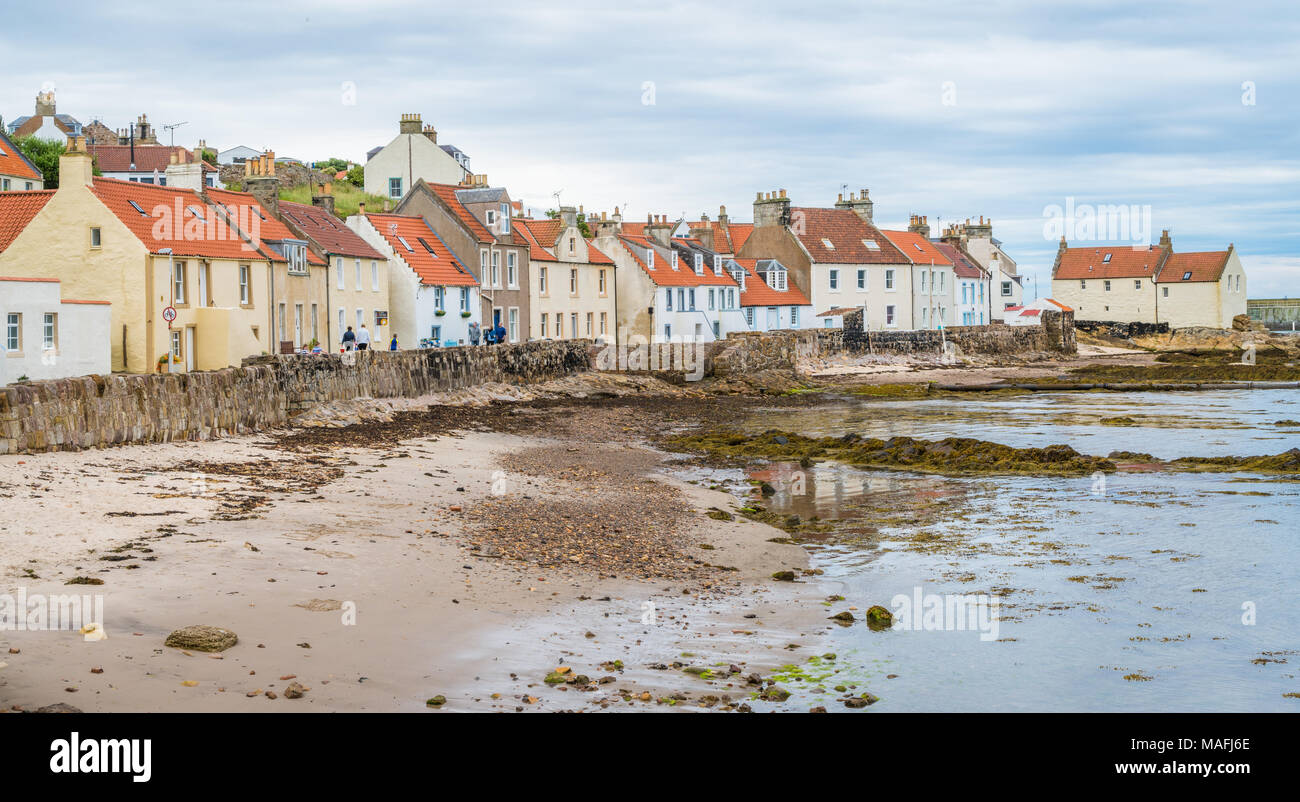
[217,145,261,166]
[364,114,470,201]
[1,276,111,383]
[349,212,480,347]
[730,258,814,332]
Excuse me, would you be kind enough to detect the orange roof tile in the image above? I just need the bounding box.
[204,188,325,265]
[90,177,269,261]
[1157,251,1231,283]
[511,218,558,261]
[932,241,986,279]
[426,182,496,243]
[367,214,476,287]
[586,242,614,265]
[279,200,384,260]
[881,230,952,266]
[88,145,216,175]
[727,222,753,252]
[0,190,54,253]
[732,258,811,307]
[1054,244,1166,280]
[0,130,42,182]
[791,208,909,264]
[618,235,738,288]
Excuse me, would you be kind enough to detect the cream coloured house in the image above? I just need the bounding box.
[364,114,470,201]
[514,210,617,343]
[0,136,273,372]
[1051,230,1247,329]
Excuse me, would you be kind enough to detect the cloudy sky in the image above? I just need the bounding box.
[4,0,1297,296]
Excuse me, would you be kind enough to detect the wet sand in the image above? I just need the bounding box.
[0,409,836,713]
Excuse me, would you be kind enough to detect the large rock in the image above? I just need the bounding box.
[164,625,239,652]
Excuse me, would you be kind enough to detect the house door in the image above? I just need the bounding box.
[184,326,195,372]
[766,307,778,329]
[493,308,502,328]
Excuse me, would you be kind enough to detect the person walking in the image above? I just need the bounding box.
[341,326,356,351]
[493,322,507,345]
[356,324,372,351]
[467,320,481,346]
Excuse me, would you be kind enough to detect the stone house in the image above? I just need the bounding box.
[278,188,391,351]
[349,212,479,348]
[0,135,276,372]
[881,228,956,330]
[394,179,530,342]
[594,215,743,343]
[513,210,616,343]
[364,113,470,200]
[1051,231,1247,329]
[937,217,1022,320]
[737,188,916,331]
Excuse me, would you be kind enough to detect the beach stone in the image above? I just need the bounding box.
[865,605,894,630]
[284,682,307,699]
[34,703,83,713]
[164,625,239,653]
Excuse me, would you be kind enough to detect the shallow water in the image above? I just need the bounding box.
[736,388,1300,459]
[686,389,1300,711]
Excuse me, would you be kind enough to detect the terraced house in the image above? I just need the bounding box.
[595,214,742,343]
[881,228,955,330]
[350,212,478,347]
[1051,230,1247,329]
[277,186,390,351]
[513,208,616,343]
[0,135,276,372]
[739,189,915,330]
[395,179,529,342]
[728,258,813,331]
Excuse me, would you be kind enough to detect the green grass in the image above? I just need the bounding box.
[276,183,391,219]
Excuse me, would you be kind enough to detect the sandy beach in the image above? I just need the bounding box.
[0,390,844,713]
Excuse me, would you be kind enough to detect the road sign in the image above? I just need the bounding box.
[162,306,177,323]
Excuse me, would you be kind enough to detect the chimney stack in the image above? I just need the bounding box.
[835,187,874,223]
[244,150,281,217]
[645,214,674,247]
[312,181,336,214]
[753,188,791,228]
[399,113,423,135]
[422,123,437,143]
[559,205,578,229]
[60,133,95,187]
[907,213,931,239]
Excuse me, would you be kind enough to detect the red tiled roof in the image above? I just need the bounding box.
[586,241,614,264]
[727,222,753,252]
[1157,251,1231,283]
[791,208,909,264]
[617,235,738,288]
[732,258,811,307]
[367,213,476,287]
[1054,244,1165,280]
[0,131,42,181]
[205,188,325,265]
[933,241,986,279]
[90,177,268,261]
[511,218,556,261]
[0,190,54,253]
[881,230,953,266]
[279,200,384,260]
[817,307,858,317]
[1044,297,1073,312]
[88,144,216,174]
[426,182,496,242]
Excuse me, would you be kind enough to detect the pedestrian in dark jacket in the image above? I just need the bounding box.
[342,327,356,351]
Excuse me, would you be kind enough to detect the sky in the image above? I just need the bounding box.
[3,0,1297,296]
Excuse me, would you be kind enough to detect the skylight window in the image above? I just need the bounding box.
[187,205,205,221]
[1103,253,1112,263]
[1182,271,1192,281]
[821,238,835,250]
[128,200,147,216]
[913,243,923,252]
[418,237,438,256]
[863,240,880,250]
[397,235,414,253]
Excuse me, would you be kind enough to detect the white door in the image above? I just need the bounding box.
[184,327,195,372]
[766,307,778,329]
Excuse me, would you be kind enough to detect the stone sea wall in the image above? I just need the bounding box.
[0,341,590,454]
[711,309,1076,376]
